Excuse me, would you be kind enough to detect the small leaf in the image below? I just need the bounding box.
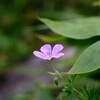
[40,17,100,39]
[68,41,100,74]
[47,72,56,75]
[59,72,68,76]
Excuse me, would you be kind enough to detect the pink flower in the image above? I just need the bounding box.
[33,44,64,60]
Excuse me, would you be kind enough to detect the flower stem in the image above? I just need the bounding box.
[49,61,64,81]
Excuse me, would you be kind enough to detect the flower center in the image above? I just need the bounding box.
[47,52,51,56]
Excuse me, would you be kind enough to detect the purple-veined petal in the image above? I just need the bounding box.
[33,51,51,60]
[52,44,64,56]
[40,44,51,55]
[52,53,64,58]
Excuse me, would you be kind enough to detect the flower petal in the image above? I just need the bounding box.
[52,44,64,56]
[52,53,64,58]
[33,51,51,60]
[40,44,51,55]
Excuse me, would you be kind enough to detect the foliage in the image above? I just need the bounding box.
[40,17,100,39]
[40,17,100,74]
[57,75,76,100]
[39,8,100,99]
[68,41,100,74]
[78,85,100,100]
[0,0,100,100]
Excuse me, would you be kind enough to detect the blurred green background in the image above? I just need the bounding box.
[0,0,100,100]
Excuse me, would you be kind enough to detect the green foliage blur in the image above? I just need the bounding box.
[0,0,100,100]
[0,0,38,71]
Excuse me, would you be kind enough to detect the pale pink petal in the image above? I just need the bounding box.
[52,53,64,58]
[40,44,51,55]
[33,51,51,60]
[52,44,64,56]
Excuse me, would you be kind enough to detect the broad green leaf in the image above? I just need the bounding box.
[40,17,100,39]
[68,41,100,74]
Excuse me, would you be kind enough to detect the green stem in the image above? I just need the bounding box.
[49,61,64,81]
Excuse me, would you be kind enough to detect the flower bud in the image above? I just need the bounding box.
[54,77,59,86]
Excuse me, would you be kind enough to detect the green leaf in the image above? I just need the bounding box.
[59,72,68,76]
[40,17,100,39]
[68,41,100,74]
[47,72,56,75]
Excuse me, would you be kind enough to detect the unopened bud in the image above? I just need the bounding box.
[54,77,59,86]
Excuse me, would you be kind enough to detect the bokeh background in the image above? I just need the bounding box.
[0,0,100,100]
